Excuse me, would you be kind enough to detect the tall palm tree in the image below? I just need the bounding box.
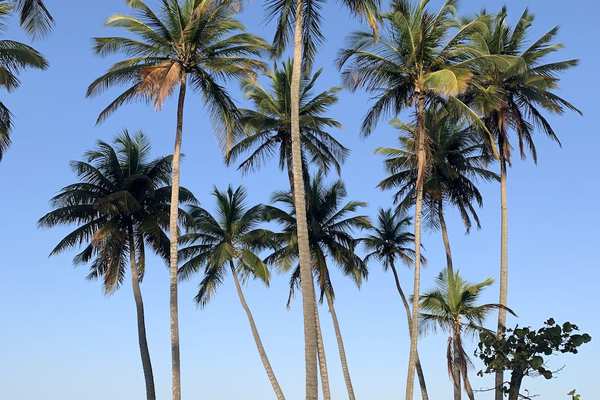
[266,0,377,395]
[265,173,371,400]
[419,269,514,400]
[86,2,266,398]
[227,59,346,398]
[470,9,581,398]
[361,208,429,400]
[377,111,498,274]
[227,60,347,191]
[338,2,496,397]
[38,131,196,400]
[0,1,47,160]
[178,186,286,400]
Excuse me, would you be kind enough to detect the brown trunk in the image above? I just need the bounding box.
[507,371,523,400]
[290,0,319,397]
[452,332,461,400]
[128,230,156,400]
[437,201,454,274]
[168,76,187,400]
[325,291,356,400]
[405,91,426,400]
[390,265,429,400]
[315,304,331,400]
[230,263,286,400]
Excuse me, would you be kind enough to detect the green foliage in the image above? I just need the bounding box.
[476,319,592,398]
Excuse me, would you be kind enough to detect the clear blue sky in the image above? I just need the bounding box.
[0,1,598,399]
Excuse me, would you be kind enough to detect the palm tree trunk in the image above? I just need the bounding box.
[460,359,475,400]
[390,264,429,400]
[495,120,509,400]
[229,262,286,400]
[168,75,187,400]
[437,201,454,274]
[507,371,524,400]
[315,304,332,400]
[128,231,156,400]
[451,334,461,400]
[324,291,356,400]
[290,0,319,397]
[405,91,426,400]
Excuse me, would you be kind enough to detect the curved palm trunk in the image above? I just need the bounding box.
[290,2,319,396]
[324,291,356,400]
[406,91,426,400]
[315,304,332,400]
[437,201,454,274]
[168,76,187,400]
[450,334,461,400]
[230,263,286,400]
[390,265,429,400]
[128,233,156,400]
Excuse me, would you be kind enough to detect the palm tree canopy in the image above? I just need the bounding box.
[419,269,515,336]
[361,208,420,270]
[87,0,268,142]
[338,0,506,137]
[266,0,379,67]
[14,0,53,36]
[178,185,276,307]
[39,131,197,293]
[377,110,498,231]
[264,172,371,302]
[0,1,48,159]
[471,6,581,163]
[227,60,347,175]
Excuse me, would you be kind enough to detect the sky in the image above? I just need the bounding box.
[0,0,598,399]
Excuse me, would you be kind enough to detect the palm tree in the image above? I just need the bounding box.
[38,131,197,400]
[337,2,496,397]
[377,111,498,274]
[177,186,286,400]
[266,0,377,394]
[470,9,581,398]
[0,1,48,160]
[227,59,346,398]
[361,208,429,400]
[265,173,371,400]
[227,60,347,192]
[86,2,266,398]
[419,269,514,400]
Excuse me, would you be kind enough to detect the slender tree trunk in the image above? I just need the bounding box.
[315,304,331,400]
[168,76,187,400]
[496,119,509,400]
[451,333,461,400]
[460,359,475,400]
[390,265,429,400]
[324,291,356,400]
[437,201,454,274]
[229,262,286,400]
[290,1,319,397]
[128,231,156,400]
[507,372,523,400]
[405,91,426,400]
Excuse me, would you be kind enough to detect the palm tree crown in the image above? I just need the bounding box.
[14,0,53,37]
[39,131,196,291]
[377,111,498,231]
[228,60,347,177]
[178,186,274,306]
[0,1,48,159]
[87,0,267,135]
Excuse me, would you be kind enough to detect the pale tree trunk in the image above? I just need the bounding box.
[290,0,319,397]
[405,91,426,400]
[324,291,356,400]
[128,231,156,400]
[230,262,286,400]
[315,304,331,400]
[495,116,509,400]
[390,265,429,400]
[451,333,461,400]
[168,76,187,400]
[437,201,454,274]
